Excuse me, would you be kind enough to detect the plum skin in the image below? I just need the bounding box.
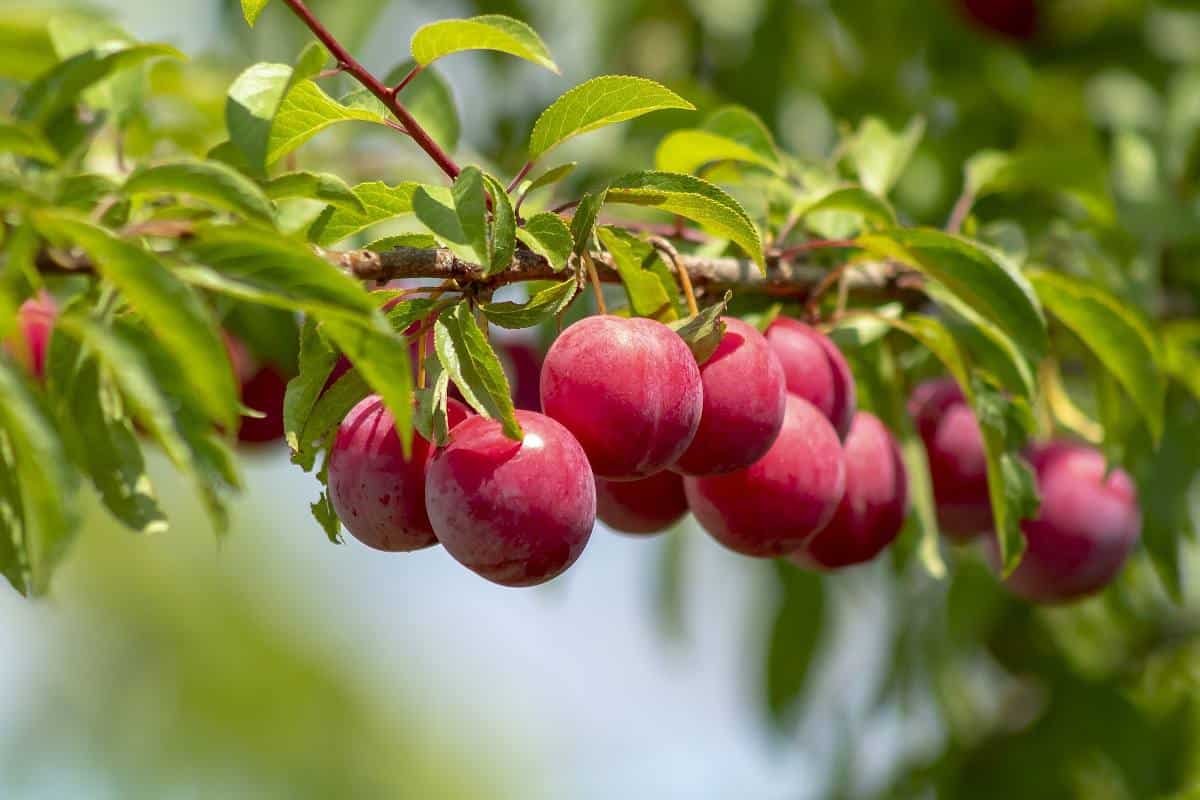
[673,317,787,476]
[540,315,703,481]
[685,394,846,558]
[328,395,471,552]
[4,293,56,379]
[908,378,991,539]
[425,410,595,587]
[595,471,689,535]
[993,442,1141,604]
[224,333,291,444]
[793,412,909,570]
[764,317,856,440]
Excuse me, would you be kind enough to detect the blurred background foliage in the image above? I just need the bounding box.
[5,0,1200,797]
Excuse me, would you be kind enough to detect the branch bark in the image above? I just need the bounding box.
[329,245,921,301]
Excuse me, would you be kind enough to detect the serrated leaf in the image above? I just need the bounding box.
[596,226,677,321]
[322,320,414,456]
[607,171,764,269]
[484,173,516,275]
[242,0,271,26]
[570,190,606,257]
[225,44,328,171]
[284,318,339,461]
[0,122,59,164]
[435,302,521,440]
[798,186,896,230]
[516,212,573,270]
[15,42,183,127]
[47,13,145,128]
[181,224,378,323]
[412,184,466,245]
[480,280,577,329]
[0,360,79,595]
[411,14,557,73]
[297,365,370,471]
[45,321,166,536]
[668,290,730,363]
[124,160,276,222]
[452,166,489,266]
[33,213,240,432]
[846,116,924,197]
[308,181,419,246]
[655,106,781,177]
[529,76,694,159]
[264,171,365,212]
[857,228,1046,363]
[366,233,439,251]
[523,162,576,197]
[1030,269,1165,442]
[414,352,451,446]
[268,79,386,164]
[764,562,824,730]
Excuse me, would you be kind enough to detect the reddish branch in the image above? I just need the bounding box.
[280,0,461,180]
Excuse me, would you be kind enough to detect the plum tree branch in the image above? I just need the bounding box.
[326,245,921,301]
[279,0,461,180]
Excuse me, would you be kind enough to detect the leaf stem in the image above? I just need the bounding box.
[507,161,534,194]
[945,189,975,234]
[279,0,461,180]
[391,64,423,95]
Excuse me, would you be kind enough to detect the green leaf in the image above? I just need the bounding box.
[655,107,782,177]
[596,226,677,321]
[480,280,577,329]
[523,162,577,197]
[411,14,558,73]
[764,562,824,730]
[965,146,1115,225]
[857,228,1046,363]
[124,160,276,223]
[414,351,451,446]
[15,42,183,127]
[322,321,414,456]
[891,314,1038,573]
[483,173,516,275]
[284,318,339,462]
[0,10,57,82]
[1029,269,1165,442]
[607,171,764,269]
[0,122,59,164]
[296,364,370,472]
[366,233,439,252]
[182,225,379,323]
[33,213,240,431]
[570,190,607,257]
[1163,321,1200,402]
[452,166,489,267]
[668,291,731,363]
[242,0,271,26]
[0,360,79,595]
[308,181,419,246]
[263,171,365,212]
[47,13,145,127]
[1128,390,1200,602]
[846,116,925,197]
[225,44,329,171]
[46,319,166,536]
[434,302,521,440]
[515,212,573,270]
[412,184,466,245]
[269,79,385,165]
[529,76,694,159]
[798,186,897,230]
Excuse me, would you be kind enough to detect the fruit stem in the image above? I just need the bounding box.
[279,0,461,180]
[582,251,607,314]
[805,263,849,322]
[650,237,698,316]
[417,325,428,390]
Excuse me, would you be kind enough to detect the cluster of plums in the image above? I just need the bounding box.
[327,307,1143,604]
[7,293,1141,604]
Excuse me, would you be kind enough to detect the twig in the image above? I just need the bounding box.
[775,238,857,261]
[280,0,460,180]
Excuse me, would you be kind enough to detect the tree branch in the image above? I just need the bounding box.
[328,245,920,301]
[279,0,461,180]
